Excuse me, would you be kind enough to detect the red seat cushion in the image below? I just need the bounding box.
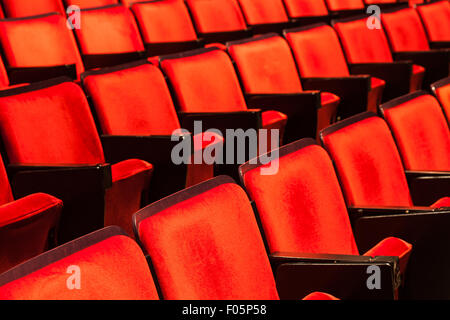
[82,62,181,136]
[321,115,414,207]
[413,64,425,75]
[185,0,247,34]
[325,0,364,11]
[371,77,386,90]
[65,0,119,9]
[381,7,430,52]
[0,227,159,300]
[321,92,340,106]
[433,78,450,122]
[132,0,197,44]
[160,48,248,113]
[364,237,412,275]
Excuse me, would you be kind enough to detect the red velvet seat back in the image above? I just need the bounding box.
[381,7,430,52]
[237,0,289,25]
[75,5,144,55]
[365,0,396,3]
[333,17,394,63]
[65,0,119,9]
[0,13,85,76]
[227,34,303,94]
[82,61,181,136]
[433,78,450,123]
[0,56,10,89]
[1,0,65,18]
[160,48,248,113]
[285,24,350,78]
[185,0,247,33]
[416,1,450,42]
[134,176,279,300]
[321,113,413,207]
[381,92,450,171]
[241,139,359,255]
[0,227,159,300]
[283,0,329,18]
[325,0,364,11]
[0,79,105,165]
[131,0,197,44]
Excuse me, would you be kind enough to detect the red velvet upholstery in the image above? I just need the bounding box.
[160,47,287,145]
[0,13,85,77]
[65,0,119,9]
[131,0,197,44]
[237,0,289,25]
[74,5,144,56]
[160,48,249,113]
[240,139,412,277]
[303,292,340,300]
[227,34,339,133]
[285,24,384,112]
[333,17,425,92]
[283,0,329,18]
[321,114,413,207]
[365,0,396,3]
[416,1,450,42]
[381,7,430,52]
[0,193,62,273]
[134,176,280,300]
[0,227,159,300]
[83,62,181,136]
[381,93,450,171]
[0,79,153,236]
[185,0,248,34]
[325,0,364,11]
[321,113,450,209]
[0,145,63,273]
[431,197,450,208]
[1,0,65,18]
[433,77,450,123]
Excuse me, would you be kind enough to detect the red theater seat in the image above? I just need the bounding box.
[237,0,291,34]
[381,6,449,87]
[159,47,287,178]
[131,0,202,56]
[282,0,329,23]
[0,154,62,273]
[240,139,412,297]
[133,176,340,300]
[380,92,450,172]
[1,0,65,18]
[284,24,384,115]
[324,0,365,16]
[185,0,250,44]
[64,0,119,9]
[0,13,84,81]
[432,77,450,124]
[0,79,153,242]
[74,4,145,69]
[333,16,425,100]
[0,226,159,300]
[416,1,450,45]
[227,33,339,140]
[81,60,223,201]
[321,112,450,208]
